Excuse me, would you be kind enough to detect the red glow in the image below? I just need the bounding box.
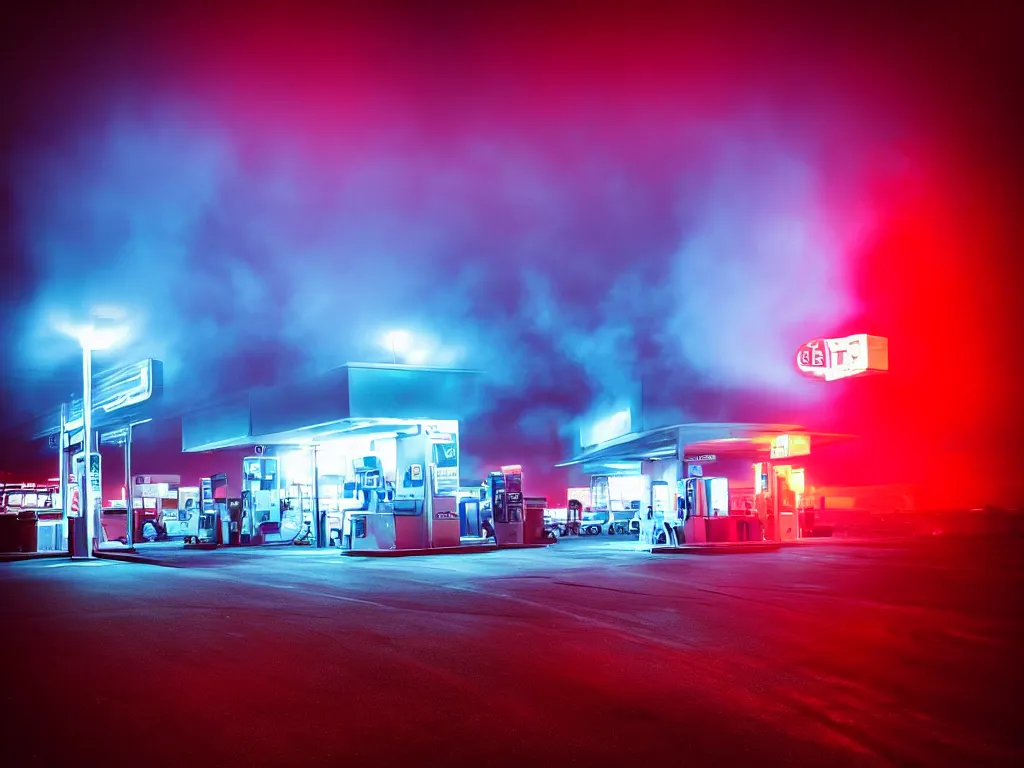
[3,4,1019,508]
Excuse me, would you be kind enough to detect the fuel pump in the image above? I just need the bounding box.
[650,480,673,544]
[347,455,397,551]
[428,464,461,548]
[489,465,524,544]
[192,474,224,546]
[354,457,385,511]
[681,476,709,544]
[242,457,281,543]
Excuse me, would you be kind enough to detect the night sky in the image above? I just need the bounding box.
[1,1,1020,503]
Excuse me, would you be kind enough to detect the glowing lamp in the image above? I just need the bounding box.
[54,306,130,351]
[79,323,129,352]
[384,329,413,364]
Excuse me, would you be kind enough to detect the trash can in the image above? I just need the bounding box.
[799,510,816,537]
[17,510,39,553]
[523,498,548,544]
[0,514,18,552]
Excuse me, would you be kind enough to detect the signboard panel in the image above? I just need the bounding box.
[68,485,81,517]
[36,359,164,443]
[101,427,128,445]
[770,434,811,459]
[66,399,85,433]
[93,359,162,414]
[795,334,888,381]
[71,453,102,518]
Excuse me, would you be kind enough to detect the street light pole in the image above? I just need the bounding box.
[311,445,324,548]
[124,421,133,549]
[81,342,94,557]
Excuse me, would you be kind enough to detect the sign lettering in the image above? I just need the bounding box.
[795,334,888,382]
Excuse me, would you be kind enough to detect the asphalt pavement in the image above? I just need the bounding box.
[1,535,1021,766]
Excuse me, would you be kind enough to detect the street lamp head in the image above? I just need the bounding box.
[385,330,411,353]
[54,307,130,351]
[79,323,129,352]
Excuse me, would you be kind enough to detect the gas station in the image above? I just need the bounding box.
[9,332,887,559]
[556,421,856,548]
[176,363,548,554]
[554,333,890,550]
[13,358,554,558]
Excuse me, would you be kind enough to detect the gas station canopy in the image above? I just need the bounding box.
[556,422,854,468]
[181,363,481,452]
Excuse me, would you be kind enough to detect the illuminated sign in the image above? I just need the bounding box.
[431,439,456,464]
[770,434,811,459]
[686,454,717,462]
[101,427,128,445]
[71,452,102,518]
[567,487,591,508]
[795,335,888,381]
[65,399,85,433]
[94,359,162,413]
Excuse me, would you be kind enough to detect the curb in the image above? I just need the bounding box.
[93,550,182,567]
[650,543,782,555]
[780,537,914,548]
[343,544,500,558]
[341,541,555,557]
[0,551,68,563]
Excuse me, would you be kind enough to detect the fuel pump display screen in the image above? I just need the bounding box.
[503,469,523,523]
